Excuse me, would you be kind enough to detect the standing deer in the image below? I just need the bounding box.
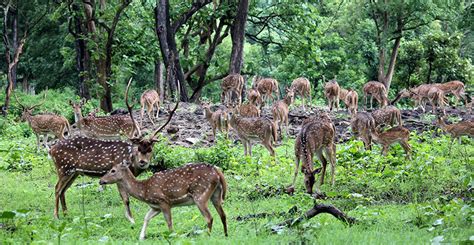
[391,84,433,112]
[344,89,359,116]
[324,77,340,111]
[351,112,376,150]
[238,103,261,117]
[99,162,228,240]
[363,81,388,109]
[339,87,349,103]
[426,86,447,115]
[371,105,403,129]
[201,102,230,140]
[436,116,474,144]
[50,78,180,223]
[371,126,411,158]
[69,99,139,139]
[16,93,70,151]
[140,89,160,126]
[435,80,467,106]
[228,109,277,157]
[272,88,294,137]
[290,77,312,111]
[290,115,336,194]
[221,74,244,107]
[255,77,280,107]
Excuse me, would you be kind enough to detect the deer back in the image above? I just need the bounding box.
[371,126,410,145]
[257,78,277,95]
[141,90,160,104]
[239,103,260,117]
[79,114,135,138]
[27,114,69,134]
[435,80,464,94]
[324,82,340,97]
[230,115,275,141]
[351,112,375,135]
[371,106,401,127]
[291,77,310,96]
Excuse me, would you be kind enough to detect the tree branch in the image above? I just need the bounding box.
[171,0,212,33]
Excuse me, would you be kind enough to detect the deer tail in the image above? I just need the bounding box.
[215,167,227,201]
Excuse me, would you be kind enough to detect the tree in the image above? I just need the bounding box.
[229,0,249,74]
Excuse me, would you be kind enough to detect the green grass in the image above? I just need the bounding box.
[0,120,472,244]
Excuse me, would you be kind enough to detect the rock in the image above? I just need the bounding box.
[167,125,179,134]
[185,137,200,145]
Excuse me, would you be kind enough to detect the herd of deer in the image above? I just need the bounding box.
[11,73,472,240]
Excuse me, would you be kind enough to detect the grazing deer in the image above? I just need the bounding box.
[201,102,230,139]
[344,89,359,116]
[351,112,376,150]
[140,89,160,126]
[427,86,447,115]
[324,77,340,111]
[371,126,411,158]
[290,116,336,194]
[247,88,262,108]
[290,77,312,111]
[255,77,279,106]
[15,93,70,151]
[50,78,180,223]
[436,116,474,144]
[363,81,388,109]
[221,74,244,107]
[69,99,139,139]
[435,80,467,106]
[238,103,261,117]
[99,162,228,240]
[228,109,277,157]
[271,88,294,137]
[371,105,402,129]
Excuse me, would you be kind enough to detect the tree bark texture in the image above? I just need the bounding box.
[229,0,249,74]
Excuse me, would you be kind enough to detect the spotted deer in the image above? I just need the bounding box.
[140,89,160,126]
[238,103,261,117]
[228,109,277,157]
[435,80,467,106]
[351,112,376,150]
[363,81,388,109]
[247,88,262,108]
[290,115,336,194]
[324,77,340,111]
[201,102,230,139]
[371,126,411,158]
[436,116,474,144]
[50,78,180,223]
[339,87,349,103]
[221,74,244,107]
[391,84,434,112]
[99,162,228,240]
[255,77,279,106]
[427,86,447,115]
[271,88,294,137]
[371,105,403,129]
[344,89,359,116]
[290,77,312,111]
[15,93,70,151]
[69,99,139,139]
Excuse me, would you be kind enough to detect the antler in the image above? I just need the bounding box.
[13,93,25,110]
[149,78,180,140]
[30,90,48,110]
[125,78,142,138]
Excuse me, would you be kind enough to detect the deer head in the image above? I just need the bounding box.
[15,92,47,121]
[69,98,86,122]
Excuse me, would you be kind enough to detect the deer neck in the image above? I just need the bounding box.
[284,96,293,106]
[117,169,148,201]
[204,108,213,120]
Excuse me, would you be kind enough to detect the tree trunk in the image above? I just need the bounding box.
[382,36,401,91]
[229,0,249,74]
[155,61,165,101]
[11,9,17,88]
[70,4,91,99]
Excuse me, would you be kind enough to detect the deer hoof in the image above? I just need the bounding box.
[285,186,295,195]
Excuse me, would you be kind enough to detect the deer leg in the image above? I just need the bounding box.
[211,190,228,237]
[291,156,301,188]
[400,140,411,159]
[155,101,160,119]
[248,141,253,156]
[369,96,373,109]
[147,105,155,125]
[196,201,214,234]
[324,145,336,186]
[139,208,161,240]
[118,186,135,224]
[59,174,78,216]
[54,174,75,219]
[315,150,328,186]
[140,105,145,127]
[161,205,173,231]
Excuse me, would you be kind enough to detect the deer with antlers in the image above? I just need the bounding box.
[371,126,411,158]
[324,77,340,111]
[228,109,277,157]
[50,78,180,223]
[99,162,228,240]
[344,89,359,116]
[221,73,244,107]
[15,92,70,151]
[140,89,160,126]
[290,77,312,111]
[272,88,294,137]
[351,112,376,150]
[363,81,388,109]
[201,102,230,140]
[436,116,474,144]
[289,114,336,194]
[371,105,403,129]
[69,99,139,139]
[255,77,280,107]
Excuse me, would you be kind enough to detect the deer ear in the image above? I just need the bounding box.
[121,160,131,167]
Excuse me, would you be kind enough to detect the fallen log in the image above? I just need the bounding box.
[271,203,357,233]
